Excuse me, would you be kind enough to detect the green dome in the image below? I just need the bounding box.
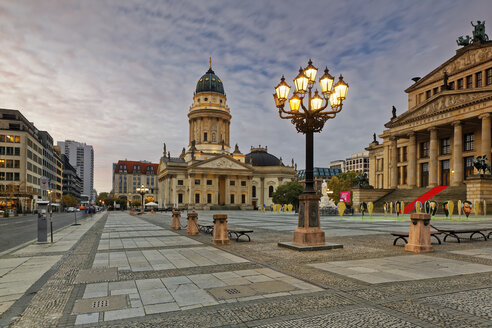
[195,68,225,95]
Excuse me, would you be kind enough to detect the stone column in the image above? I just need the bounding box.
[428,127,438,187]
[225,176,230,205]
[452,121,463,186]
[383,143,390,188]
[189,174,194,206]
[407,132,417,187]
[260,177,265,206]
[212,214,230,245]
[480,113,491,167]
[390,137,398,189]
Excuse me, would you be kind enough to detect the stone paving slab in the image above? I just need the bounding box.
[449,247,492,260]
[97,235,201,251]
[93,246,248,271]
[75,267,323,324]
[309,254,492,284]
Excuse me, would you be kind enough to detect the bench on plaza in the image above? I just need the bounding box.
[391,231,442,246]
[227,229,254,242]
[198,224,214,235]
[429,224,489,243]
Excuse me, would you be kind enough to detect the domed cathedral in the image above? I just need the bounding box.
[157,59,297,210]
[186,58,231,158]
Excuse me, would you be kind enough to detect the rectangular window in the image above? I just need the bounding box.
[14,147,20,156]
[476,71,482,87]
[448,81,455,90]
[195,193,200,203]
[178,193,183,203]
[195,179,200,185]
[433,87,439,95]
[241,181,246,187]
[402,166,407,185]
[464,133,474,151]
[241,194,246,204]
[6,159,13,168]
[203,132,207,142]
[207,179,212,185]
[6,147,13,155]
[486,68,492,86]
[229,180,235,186]
[0,147,4,155]
[230,194,235,204]
[425,90,431,99]
[6,172,13,181]
[420,141,429,158]
[177,179,184,185]
[466,75,472,88]
[14,136,20,143]
[207,193,212,203]
[14,173,19,181]
[464,156,474,179]
[440,138,450,155]
[0,135,4,142]
[6,135,14,143]
[402,146,407,162]
[457,78,463,89]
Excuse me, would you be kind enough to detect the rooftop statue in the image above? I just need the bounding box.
[457,21,489,46]
[391,106,397,119]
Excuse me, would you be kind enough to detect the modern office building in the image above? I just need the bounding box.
[57,140,94,202]
[0,109,46,212]
[345,151,370,174]
[297,167,342,195]
[62,154,82,199]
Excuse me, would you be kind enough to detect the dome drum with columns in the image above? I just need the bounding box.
[157,60,297,210]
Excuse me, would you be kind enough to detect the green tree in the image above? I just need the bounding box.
[62,194,78,208]
[97,192,109,203]
[327,171,359,206]
[272,181,304,209]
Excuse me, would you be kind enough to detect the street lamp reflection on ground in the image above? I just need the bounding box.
[136,184,149,213]
[274,59,348,247]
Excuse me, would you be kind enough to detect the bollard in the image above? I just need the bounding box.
[212,214,230,245]
[37,200,49,244]
[171,209,181,230]
[405,213,433,253]
[187,211,199,236]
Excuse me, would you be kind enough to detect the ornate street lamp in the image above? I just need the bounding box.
[136,184,149,213]
[274,59,348,246]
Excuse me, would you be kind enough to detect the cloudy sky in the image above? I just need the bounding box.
[0,0,490,192]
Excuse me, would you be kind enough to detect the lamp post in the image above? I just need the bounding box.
[136,184,149,213]
[274,59,348,246]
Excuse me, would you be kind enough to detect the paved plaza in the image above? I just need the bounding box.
[0,210,491,327]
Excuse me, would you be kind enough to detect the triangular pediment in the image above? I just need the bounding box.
[386,90,492,128]
[406,42,492,93]
[192,155,251,171]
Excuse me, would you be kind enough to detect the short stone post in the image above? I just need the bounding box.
[212,214,230,245]
[187,211,199,236]
[405,213,433,253]
[171,209,181,230]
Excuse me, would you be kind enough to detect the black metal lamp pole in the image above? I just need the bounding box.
[136,184,148,213]
[274,60,348,246]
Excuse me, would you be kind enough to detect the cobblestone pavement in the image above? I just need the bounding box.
[1,210,491,327]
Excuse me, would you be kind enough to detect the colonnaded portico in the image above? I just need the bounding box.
[367,34,492,191]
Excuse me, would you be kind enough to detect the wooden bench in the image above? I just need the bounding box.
[197,224,214,235]
[228,229,253,242]
[430,224,489,243]
[391,232,442,246]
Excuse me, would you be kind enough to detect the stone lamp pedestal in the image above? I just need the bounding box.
[405,213,434,253]
[171,210,181,230]
[187,212,199,236]
[293,193,326,246]
[212,214,230,245]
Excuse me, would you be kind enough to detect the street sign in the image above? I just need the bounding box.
[40,176,49,191]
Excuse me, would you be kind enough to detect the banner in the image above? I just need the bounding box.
[340,191,351,203]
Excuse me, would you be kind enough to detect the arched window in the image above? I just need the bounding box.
[204,132,208,142]
[252,185,256,198]
[269,186,274,198]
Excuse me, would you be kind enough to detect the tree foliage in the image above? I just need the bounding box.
[272,181,304,208]
[62,194,78,207]
[327,171,360,205]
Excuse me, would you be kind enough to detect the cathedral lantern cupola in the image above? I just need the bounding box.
[188,58,231,156]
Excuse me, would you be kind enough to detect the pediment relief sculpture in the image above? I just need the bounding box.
[197,157,248,170]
